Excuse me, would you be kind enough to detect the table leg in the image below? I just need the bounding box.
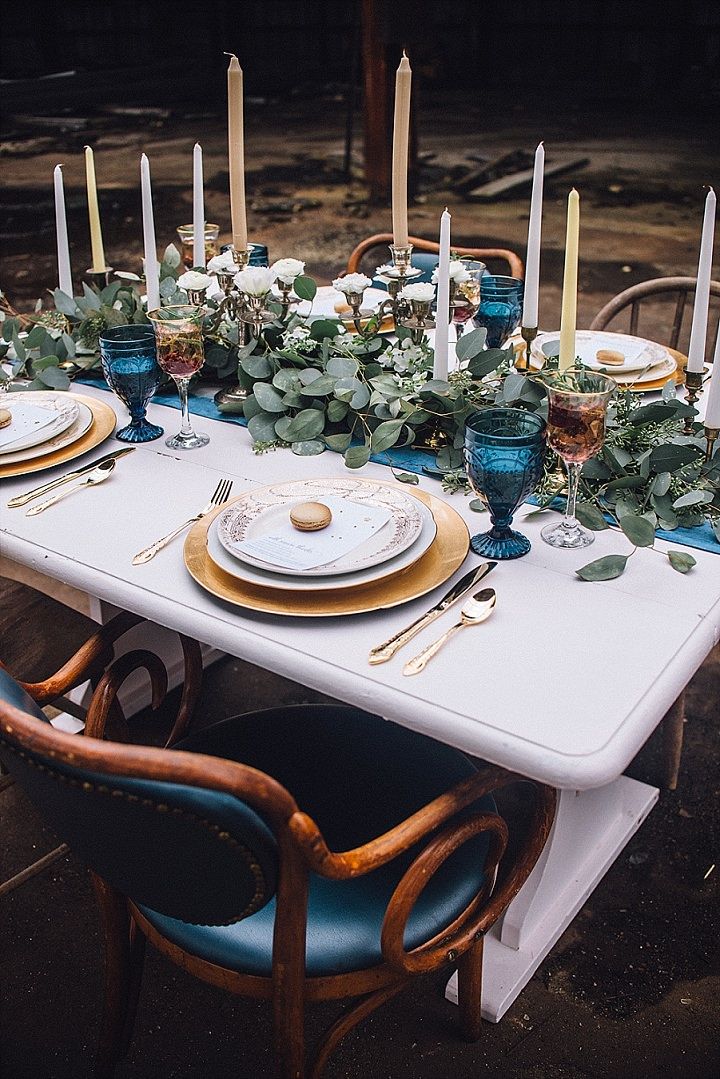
[445,774,658,1022]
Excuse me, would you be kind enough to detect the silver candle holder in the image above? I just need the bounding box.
[376,242,422,325]
[213,245,253,409]
[397,298,436,346]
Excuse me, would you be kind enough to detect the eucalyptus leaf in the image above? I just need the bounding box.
[38,365,70,390]
[370,419,404,453]
[619,513,655,547]
[253,383,287,412]
[248,412,281,442]
[469,499,487,513]
[325,432,352,452]
[393,471,420,485]
[284,408,326,442]
[652,472,671,496]
[299,375,336,396]
[273,368,301,392]
[81,282,102,310]
[309,319,342,341]
[326,355,358,378]
[501,372,527,402]
[575,501,609,530]
[163,244,182,268]
[293,275,317,301]
[327,399,349,422]
[603,475,646,492]
[672,490,715,508]
[344,444,371,469]
[25,325,49,349]
[650,443,701,472]
[576,554,629,581]
[240,352,272,379]
[667,550,696,574]
[299,368,322,385]
[53,289,79,317]
[292,439,325,456]
[454,326,487,362]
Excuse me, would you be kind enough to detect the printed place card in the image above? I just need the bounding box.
[0,402,58,451]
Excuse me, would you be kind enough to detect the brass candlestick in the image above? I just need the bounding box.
[377,243,422,324]
[397,298,435,346]
[705,426,719,463]
[214,247,253,410]
[520,325,538,372]
[85,267,113,291]
[684,368,704,434]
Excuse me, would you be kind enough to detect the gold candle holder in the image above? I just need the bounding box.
[85,266,113,291]
[520,325,538,372]
[398,298,435,346]
[705,426,719,463]
[214,246,254,410]
[684,368,704,434]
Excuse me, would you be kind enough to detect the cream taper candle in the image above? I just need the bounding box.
[140,154,161,312]
[84,146,106,272]
[558,189,580,373]
[703,317,720,429]
[686,187,716,374]
[391,53,412,247]
[192,142,205,269]
[227,54,248,253]
[434,208,451,380]
[522,142,545,329]
[53,164,73,297]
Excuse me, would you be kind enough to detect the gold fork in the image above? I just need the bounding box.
[132,478,233,565]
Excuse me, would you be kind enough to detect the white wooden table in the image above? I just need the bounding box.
[2,385,719,1021]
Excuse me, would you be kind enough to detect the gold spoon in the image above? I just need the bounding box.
[26,459,116,516]
[402,588,497,676]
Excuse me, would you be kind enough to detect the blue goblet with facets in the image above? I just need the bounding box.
[473,275,524,348]
[99,325,164,443]
[464,408,546,559]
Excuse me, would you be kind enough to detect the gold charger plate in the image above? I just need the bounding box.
[0,394,117,480]
[184,483,470,617]
[513,342,686,393]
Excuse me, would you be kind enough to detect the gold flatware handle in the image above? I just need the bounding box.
[26,477,92,516]
[132,516,199,565]
[7,447,134,508]
[402,622,464,676]
[368,607,445,665]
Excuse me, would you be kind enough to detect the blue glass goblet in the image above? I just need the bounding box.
[464,408,546,559]
[473,275,524,348]
[99,325,164,443]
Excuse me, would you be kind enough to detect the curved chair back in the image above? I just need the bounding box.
[346,232,524,282]
[0,675,285,927]
[590,276,720,358]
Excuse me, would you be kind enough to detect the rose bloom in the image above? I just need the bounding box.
[332,273,372,294]
[400,282,436,303]
[177,270,213,291]
[432,262,471,284]
[207,250,238,274]
[271,257,305,284]
[233,266,277,296]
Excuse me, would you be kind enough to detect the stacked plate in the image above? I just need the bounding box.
[185,476,471,617]
[529,330,682,391]
[0,390,117,479]
[296,286,394,334]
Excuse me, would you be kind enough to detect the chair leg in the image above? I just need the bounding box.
[311,981,409,1079]
[92,875,143,1079]
[456,936,484,1041]
[662,691,685,791]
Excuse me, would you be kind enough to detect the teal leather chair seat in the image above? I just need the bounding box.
[136,705,495,976]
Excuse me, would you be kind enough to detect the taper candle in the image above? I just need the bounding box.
[53,164,73,297]
[140,153,161,312]
[227,54,248,253]
[391,53,412,247]
[434,208,451,380]
[703,317,720,428]
[558,189,580,373]
[192,142,205,269]
[522,142,545,329]
[84,146,106,272]
[686,187,716,374]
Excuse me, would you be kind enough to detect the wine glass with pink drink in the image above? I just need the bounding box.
[148,306,209,450]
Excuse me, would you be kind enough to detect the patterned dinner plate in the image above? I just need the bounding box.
[0,393,93,466]
[216,477,426,577]
[0,392,79,455]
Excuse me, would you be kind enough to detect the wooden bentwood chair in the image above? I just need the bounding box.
[0,650,555,1079]
[591,276,720,789]
[346,232,524,282]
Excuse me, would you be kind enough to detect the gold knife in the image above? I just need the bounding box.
[368,561,497,665]
[6,446,136,508]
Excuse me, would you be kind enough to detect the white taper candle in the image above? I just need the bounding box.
[687,187,716,374]
[192,143,205,269]
[522,142,544,329]
[53,164,73,297]
[140,153,161,313]
[434,208,451,381]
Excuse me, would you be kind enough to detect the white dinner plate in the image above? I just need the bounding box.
[0,395,94,465]
[216,477,425,577]
[531,330,671,374]
[207,493,437,592]
[0,393,79,455]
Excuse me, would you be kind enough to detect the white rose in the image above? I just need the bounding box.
[432,262,471,284]
[178,270,213,291]
[234,266,277,296]
[332,273,372,295]
[271,257,305,284]
[400,282,436,303]
[207,250,238,274]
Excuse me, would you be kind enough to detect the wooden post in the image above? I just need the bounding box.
[361,0,390,200]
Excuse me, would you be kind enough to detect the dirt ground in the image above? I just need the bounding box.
[1,92,719,1079]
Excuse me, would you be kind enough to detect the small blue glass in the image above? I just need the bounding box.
[473,275,524,348]
[99,325,164,443]
[220,241,269,266]
[464,408,546,559]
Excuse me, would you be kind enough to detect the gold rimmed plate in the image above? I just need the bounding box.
[0,394,117,479]
[184,484,470,617]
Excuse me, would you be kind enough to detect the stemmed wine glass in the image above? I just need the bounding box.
[540,368,616,549]
[464,407,547,559]
[148,306,209,450]
[451,261,485,338]
[99,325,164,443]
